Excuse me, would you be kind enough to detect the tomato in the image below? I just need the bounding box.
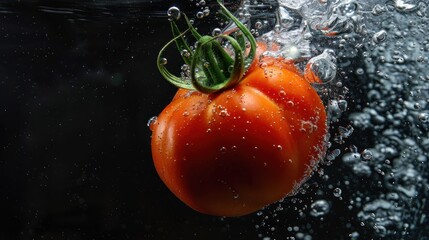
[151,45,327,216]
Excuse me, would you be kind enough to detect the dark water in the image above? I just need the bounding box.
[0,1,428,240]
[0,1,271,240]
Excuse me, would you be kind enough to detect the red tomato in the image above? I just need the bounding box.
[151,46,327,217]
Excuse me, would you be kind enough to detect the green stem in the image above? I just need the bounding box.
[157,0,257,93]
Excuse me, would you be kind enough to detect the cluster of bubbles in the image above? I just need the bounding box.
[227,0,428,239]
[154,0,429,239]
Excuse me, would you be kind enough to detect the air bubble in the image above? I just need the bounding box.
[418,113,429,122]
[361,149,373,160]
[372,30,387,44]
[196,11,204,19]
[372,4,387,15]
[333,188,342,198]
[212,28,222,36]
[305,49,337,83]
[181,49,191,58]
[355,68,364,75]
[338,100,348,111]
[159,58,168,65]
[394,0,419,12]
[203,8,210,17]
[167,6,181,20]
[310,200,330,217]
[326,149,341,161]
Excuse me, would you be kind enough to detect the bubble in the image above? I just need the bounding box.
[196,11,204,19]
[338,125,354,138]
[333,188,342,197]
[159,57,168,65]
[212,28,222,36]
[355,68,364,75]
[181,49,191,58]
[305,49,337,83]
[310,199,330,217]
[413,102,421,109]
[349,145,358,153]
[342,1,358,16]
[326,149,341,161]
[372,30,387,44]
[394,0,419,12]
[418,113,429,122]
[353,163,372,177]
[203,8,210,17]
[167,6,181,20]
[372,4,387,15]
[361,149,373,160]
[255,21,263,29]
[349,232,359,240]
[338,100,348,111]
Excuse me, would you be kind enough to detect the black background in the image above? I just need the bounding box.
[0,1,374,240]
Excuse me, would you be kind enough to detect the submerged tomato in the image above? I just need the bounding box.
[151,50,327,216]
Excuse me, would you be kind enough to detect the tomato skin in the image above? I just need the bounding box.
[151,56,327,217]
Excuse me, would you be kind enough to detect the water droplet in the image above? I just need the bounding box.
[147,116,157,131]
[220,146,227,153]
[228,65,234,73]
[167,6,181,20]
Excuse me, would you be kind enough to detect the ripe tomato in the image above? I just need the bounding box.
[151,47,327,216]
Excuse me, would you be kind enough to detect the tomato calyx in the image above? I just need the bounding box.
[157,0,257,94]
